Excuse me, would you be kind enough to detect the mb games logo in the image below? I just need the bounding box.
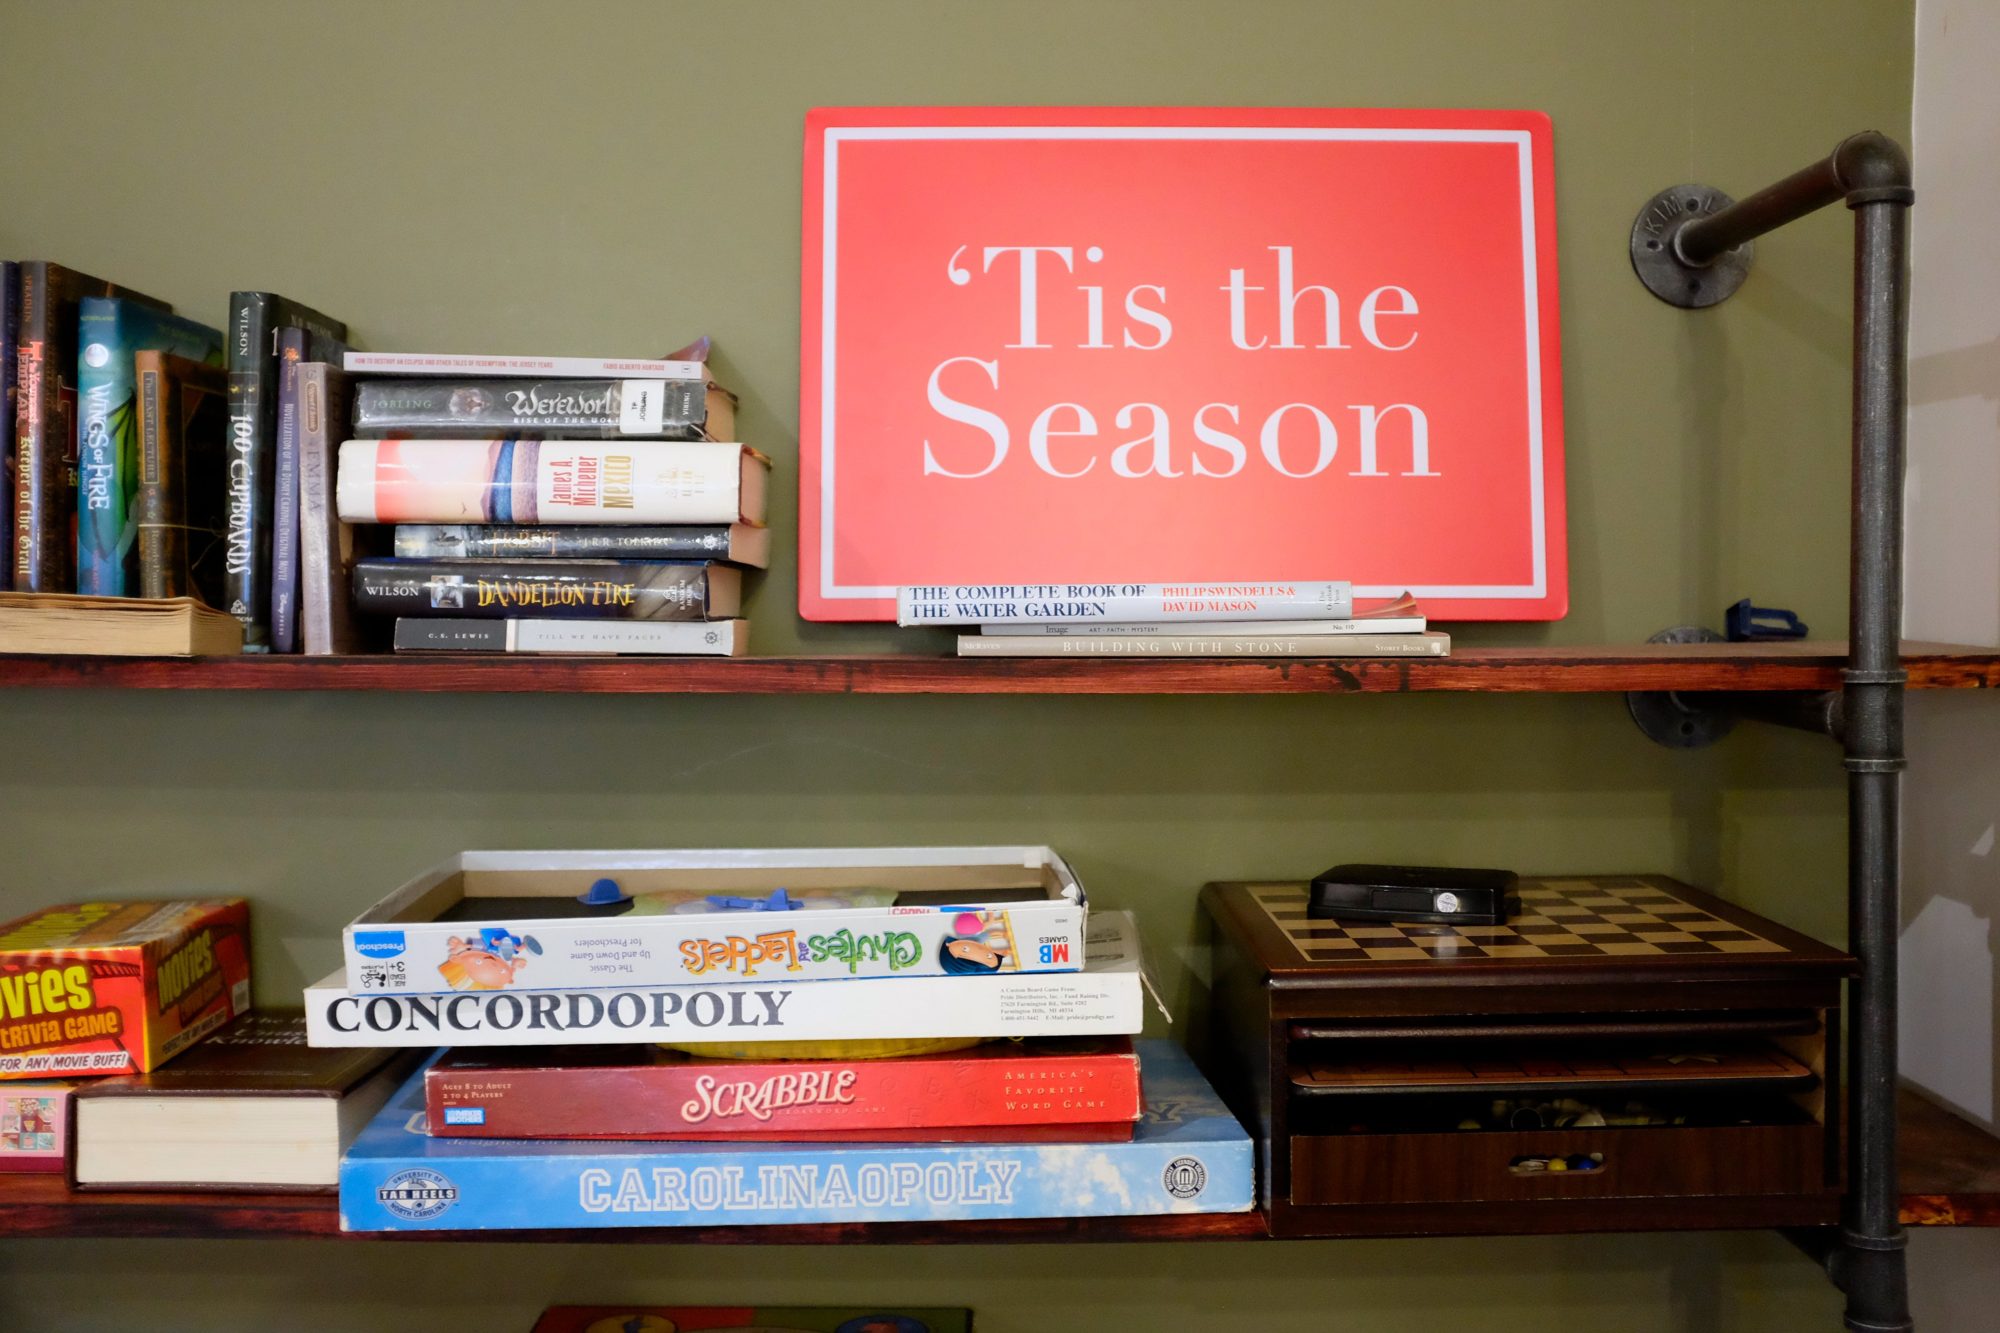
[377,1167,458,1221]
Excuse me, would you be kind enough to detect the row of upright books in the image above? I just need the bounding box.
[0,259,767,658]
[0,846,1254,1233]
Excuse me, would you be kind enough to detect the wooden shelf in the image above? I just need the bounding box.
[3,1089,1993,1240]
[0,641,1995,696]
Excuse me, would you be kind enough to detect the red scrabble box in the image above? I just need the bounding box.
[0,900,252,1080]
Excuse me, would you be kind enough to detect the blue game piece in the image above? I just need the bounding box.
[579,877,629,906]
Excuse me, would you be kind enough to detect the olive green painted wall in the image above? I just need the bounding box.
[0,1,1911,1329]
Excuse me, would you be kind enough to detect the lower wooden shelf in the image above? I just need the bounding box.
[4,1085,1991,1241]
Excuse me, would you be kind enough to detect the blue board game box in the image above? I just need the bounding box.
[338,1038,1250,1231]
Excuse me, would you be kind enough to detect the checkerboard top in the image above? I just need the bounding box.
[1209,875,1850,978]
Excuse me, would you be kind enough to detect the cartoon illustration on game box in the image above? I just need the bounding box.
[936,910,1013,975]
[436,928,542,991]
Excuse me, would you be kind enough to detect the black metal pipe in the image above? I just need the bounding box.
[1675,132,1914,266]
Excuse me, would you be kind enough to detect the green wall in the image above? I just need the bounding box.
[0,1,1910,1328]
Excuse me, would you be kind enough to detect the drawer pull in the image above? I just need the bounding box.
[1508,1151,1605,1176]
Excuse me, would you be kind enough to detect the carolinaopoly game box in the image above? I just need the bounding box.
[531,1309,971,1333]
[340,847,1087,996]
[0,900,251,1080]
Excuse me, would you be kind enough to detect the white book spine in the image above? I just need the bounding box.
[898,581,1353,626]
[336,440,755,525]
[308,913,1150,1048]
[343,352,707,379]
[985,617,1426,637]
[959,632,1451,658]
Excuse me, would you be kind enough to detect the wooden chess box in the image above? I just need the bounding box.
[1198,876,1856,1238]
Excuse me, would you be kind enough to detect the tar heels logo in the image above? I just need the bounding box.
[377,1168,458,1221]
[353,931,407,960]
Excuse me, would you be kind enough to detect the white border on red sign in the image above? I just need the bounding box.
[817,125,1547,604]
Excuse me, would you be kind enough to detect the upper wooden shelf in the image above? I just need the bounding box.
[0,640,1995,696]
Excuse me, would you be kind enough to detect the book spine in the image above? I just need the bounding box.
[343,352,705,379]
[959,631,1450,658]
[12,264,57,590]
[352,378,706,440]
[335,439,751,525]
[223,293,275,643]
[393,617,744,656]
[0,262,16,592]
[899,581,1355,626]
[355,560,720,621]
[297,363,356,654]
[268,330,306,651]
[134,355,177,598]
[393,523,740,560]
[74,300,128,595]
[425,1050,1142,1139]
[991,617,1427,637]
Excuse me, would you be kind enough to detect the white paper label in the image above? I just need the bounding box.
[618,379,667,435]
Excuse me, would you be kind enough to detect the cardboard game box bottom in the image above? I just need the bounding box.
[339,1039,1251,1231]
[532,1309,971,1333]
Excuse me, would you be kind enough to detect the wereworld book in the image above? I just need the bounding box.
[338,1039,1250,1231]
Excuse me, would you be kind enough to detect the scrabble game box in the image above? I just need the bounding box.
[0,900,252,1080]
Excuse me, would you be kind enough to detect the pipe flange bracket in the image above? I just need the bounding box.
[1630,185,1754,308]
[1627,626,1736,748]
[1842,668,1909,686]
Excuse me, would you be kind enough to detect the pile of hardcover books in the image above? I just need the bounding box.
[306,847,1255,1233]
[333,346,769,658]
[897,581,1449,657]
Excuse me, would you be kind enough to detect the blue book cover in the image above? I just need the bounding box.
[76,297,223,594]
[338,1038,1251,1232]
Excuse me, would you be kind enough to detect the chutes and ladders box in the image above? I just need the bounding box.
[341,847,1088,996]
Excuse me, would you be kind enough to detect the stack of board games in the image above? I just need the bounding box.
[334,342,769,658]
[897,582,1450,658]
[316,846,1254,1231]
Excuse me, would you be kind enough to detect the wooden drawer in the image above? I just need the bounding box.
[1291,1123,1826,1206]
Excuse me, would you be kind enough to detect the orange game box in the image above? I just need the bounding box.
[0,900,251,1080]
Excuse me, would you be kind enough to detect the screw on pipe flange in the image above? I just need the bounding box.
[1630,186,1755,308]
[1626,626,1737,747]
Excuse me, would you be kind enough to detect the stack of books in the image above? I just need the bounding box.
[896,581,1449,657]
[333,347,769,658]
[304,846,1254,1233]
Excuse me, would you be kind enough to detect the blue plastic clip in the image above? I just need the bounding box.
[1726,599,1808,642]
[704,888,806,912]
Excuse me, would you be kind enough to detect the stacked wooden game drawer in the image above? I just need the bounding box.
[1199,876,1854,1237]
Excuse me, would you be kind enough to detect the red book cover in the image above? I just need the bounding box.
[426,1036,1139,1139]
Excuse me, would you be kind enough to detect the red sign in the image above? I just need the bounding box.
[800,108,1565,621]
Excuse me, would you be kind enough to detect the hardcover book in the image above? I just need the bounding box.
[392,617,749,657]
[73,1009,414,1191]
[0,1081,71,1172]
[0,899,251,1080]
[223,291,347,649]
[295,360,363,654]
[352,559,741,621]
[0,262,17,590]
[393,522,770,568]
[75,298,224,595]
[268,327,308,651]
[424,1036,1140,1139]
[533,1308,971,1333]
[135,353,232,603]
[13,264,170,591]
[336,439,770,525]
[305,910,1151,1049]
[532,1308,972,1333]
[351,377,715,441]
[339,1039,1249,1231]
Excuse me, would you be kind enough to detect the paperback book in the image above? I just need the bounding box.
[74,298,224,594]
[898,581,1354,626]
[337,439,770,526]
[424,1036,1140,1139]
[393,522,769,568]
[960,631,1451,658]
[304,911,1153,1048]
[343,351,708,380]
[295,360,366,654]
[352,559,741,621]
[392,617,748,657]
[338,1039,1250,1231]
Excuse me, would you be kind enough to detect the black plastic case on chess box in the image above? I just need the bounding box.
[1197,876,1857,1238]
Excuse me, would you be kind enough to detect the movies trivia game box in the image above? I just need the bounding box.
[0,900,251,1080]
[531,1310,971,1333]
[341,847,1086,996]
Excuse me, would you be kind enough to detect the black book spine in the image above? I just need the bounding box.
[392,523,734,560]
[394,618,508,652]
[352,558,716,621]
[351,378,705,440]
[0,262,15,592]
[223,292,348,649]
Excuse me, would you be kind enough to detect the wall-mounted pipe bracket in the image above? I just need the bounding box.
[1630,186,1755,307]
